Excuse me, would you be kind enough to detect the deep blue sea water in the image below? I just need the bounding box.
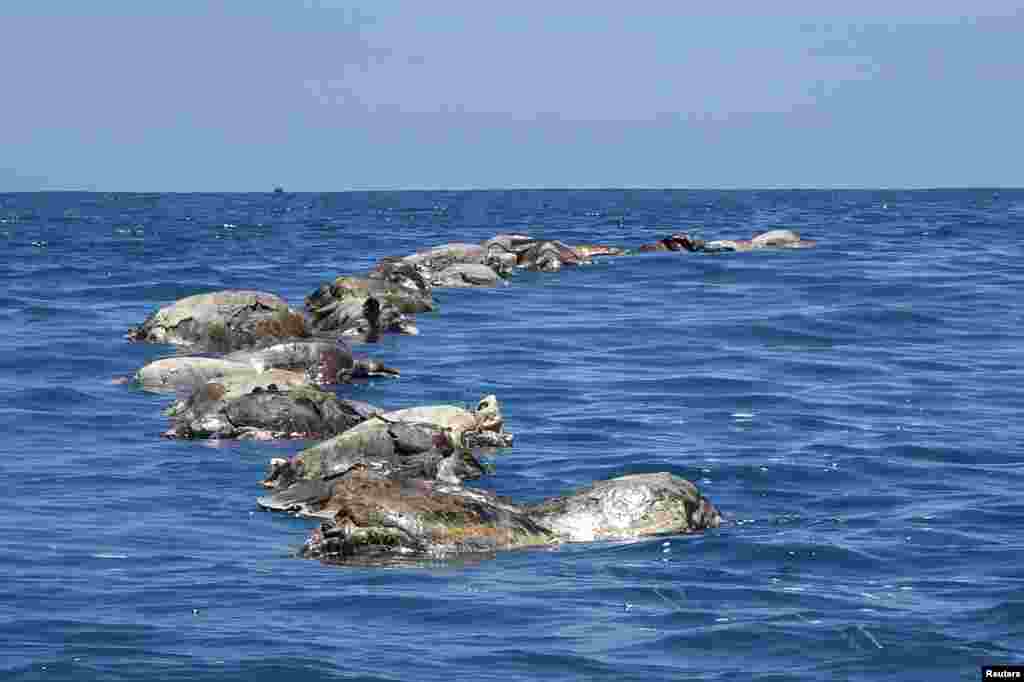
[1,190,1022,681]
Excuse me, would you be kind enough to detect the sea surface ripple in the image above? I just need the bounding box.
[1,190,1022,681]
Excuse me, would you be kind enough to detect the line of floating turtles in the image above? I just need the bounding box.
[126,229,815,565]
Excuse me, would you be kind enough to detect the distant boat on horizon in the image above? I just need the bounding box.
[273,186,284,194]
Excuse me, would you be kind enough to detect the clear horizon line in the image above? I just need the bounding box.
[2,185,1021,194]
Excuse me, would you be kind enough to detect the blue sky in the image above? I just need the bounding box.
[2,1,1021,190]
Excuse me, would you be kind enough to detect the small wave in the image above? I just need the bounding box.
[22,303,100,323]
[0,387,98,412]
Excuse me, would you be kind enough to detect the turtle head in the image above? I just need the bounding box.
[473,394,504,433]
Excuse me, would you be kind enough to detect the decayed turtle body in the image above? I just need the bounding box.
[164,379,376,440]
[215,387,380,441]
[161,369,307,437]
[481,233,536,256]
[381,394,506,445]
[252,393,720,564]
[259,395,509,495]
[703,230,816,252]
[226,339,399,384]
[638,233,705,252]
[134,356,257,393]
[367,259,433,296]
[298,475,554,559]
[430,263,503,288]
[750,229,816,249]
[570,244,627,259]
[127,290,309,352]
[165,368,308,415]
[701,239,754,253]
[134,340,398,393]
[401,242,486,273]
[371,242,511,288]
[528,473,721,542]
[482,235,625,272]
[305,277,430,338]
[298,472,720,563]
[512,240,579,272]
[480,234,532,272]
[364,235,625,291]
[257,424,493,519]
[641,229,816,254]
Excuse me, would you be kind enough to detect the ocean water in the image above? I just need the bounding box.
[1,189,1021,681]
